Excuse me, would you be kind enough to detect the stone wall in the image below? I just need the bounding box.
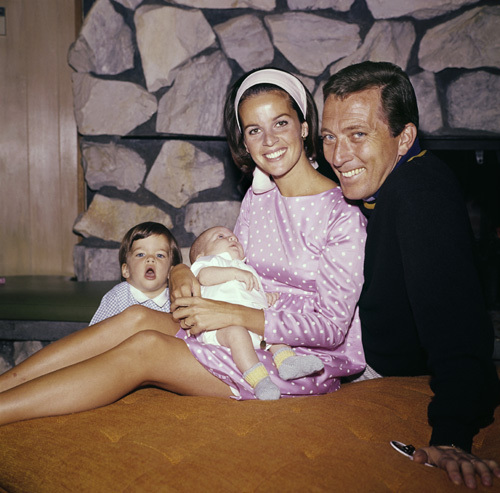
[70,0,500,281]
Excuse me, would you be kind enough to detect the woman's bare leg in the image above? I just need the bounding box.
[0,306,180,392]
[0,331,231,426]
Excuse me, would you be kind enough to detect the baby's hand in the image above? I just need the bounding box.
[234,269,259,291]
[266,292,280,307]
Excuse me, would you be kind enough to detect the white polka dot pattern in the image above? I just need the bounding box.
[181,186,367,400]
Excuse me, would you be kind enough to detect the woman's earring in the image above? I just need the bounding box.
[302,123,309,140]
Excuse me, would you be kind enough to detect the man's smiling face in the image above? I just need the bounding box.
[321,88,407,201]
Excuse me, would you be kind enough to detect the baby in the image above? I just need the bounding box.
[189,226,324,400]
[90,221,182,325]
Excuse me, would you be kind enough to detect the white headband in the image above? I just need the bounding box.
[234,69,307,131]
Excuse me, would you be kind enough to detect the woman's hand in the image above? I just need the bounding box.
[171,296,265,337]
[170,264,201,302]
[413,445,500,488]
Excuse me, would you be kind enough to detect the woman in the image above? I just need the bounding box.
[0,68,366,424]
[172,68,367,398]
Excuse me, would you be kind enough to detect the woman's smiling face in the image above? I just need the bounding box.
[238,90,309,183]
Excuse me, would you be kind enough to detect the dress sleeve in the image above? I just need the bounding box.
[264,205,366,350]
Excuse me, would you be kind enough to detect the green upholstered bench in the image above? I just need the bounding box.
[0,276,117,341]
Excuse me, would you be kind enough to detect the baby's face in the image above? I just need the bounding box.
[201,227,244,260]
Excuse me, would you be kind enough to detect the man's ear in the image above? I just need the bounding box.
[121,263,130,279]
[397,123,417,157]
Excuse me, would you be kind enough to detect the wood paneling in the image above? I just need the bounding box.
[0,0,80,276]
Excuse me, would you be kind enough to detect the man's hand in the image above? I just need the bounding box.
[414,445,500,489]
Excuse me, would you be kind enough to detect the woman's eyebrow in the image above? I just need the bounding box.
[243,112,293,130]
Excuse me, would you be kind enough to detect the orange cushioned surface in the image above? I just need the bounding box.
[0,376,498,492]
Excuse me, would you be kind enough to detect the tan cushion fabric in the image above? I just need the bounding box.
[0,376,498,492]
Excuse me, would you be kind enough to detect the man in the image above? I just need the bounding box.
[321,61,500,489]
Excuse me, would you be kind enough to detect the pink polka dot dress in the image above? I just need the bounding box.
[178,185,367,399]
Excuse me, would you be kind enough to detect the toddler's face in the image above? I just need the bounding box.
[122,234,171,298]
[201,227,244,260]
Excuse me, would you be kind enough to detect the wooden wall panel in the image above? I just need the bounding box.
[0,1,31,274]
[57,0,81,275]
[27,3,61,274]
[0,0,80,276]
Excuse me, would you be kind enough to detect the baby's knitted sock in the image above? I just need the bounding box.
[273,348,324,381]
[243,362,280,400]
